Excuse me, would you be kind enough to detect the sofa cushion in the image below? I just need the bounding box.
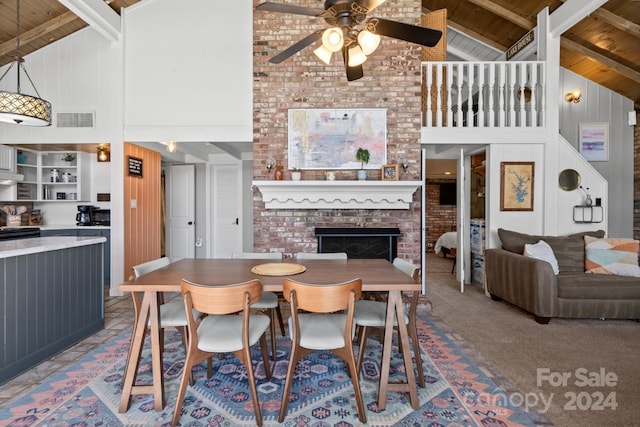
[584,236,640,277]
[498,228,605,273]
[557,273,640,299]
[524,240,559,274]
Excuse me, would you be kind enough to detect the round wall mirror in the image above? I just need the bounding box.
[558,169,581,191]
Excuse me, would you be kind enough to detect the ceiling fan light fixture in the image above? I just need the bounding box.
[322,27,344,52]
[357,30,380,55]
[313,45,333,64]
[348,45,367,67]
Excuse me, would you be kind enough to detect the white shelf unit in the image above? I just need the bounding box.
[10,149,90,202]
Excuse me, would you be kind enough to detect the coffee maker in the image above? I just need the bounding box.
[76,205,95,226]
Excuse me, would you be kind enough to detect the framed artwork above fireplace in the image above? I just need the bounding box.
[288,108,387,170]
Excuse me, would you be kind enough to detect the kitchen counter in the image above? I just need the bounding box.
[0,235,105,384]
[0,236,106,259]
[38,224,111,230]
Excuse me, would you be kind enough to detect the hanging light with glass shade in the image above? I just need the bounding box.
[0,0,52,126]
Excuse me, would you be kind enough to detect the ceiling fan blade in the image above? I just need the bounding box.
[372,17,443,47]
[355,0,387,13]
[255,1,325,17]
[342,46,364,81]
[269,30,323,64]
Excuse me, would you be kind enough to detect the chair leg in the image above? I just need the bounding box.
[235,346,264,427]
[259,334,272,378]
[275,303,286,336]
[356,325,369,376]
[171,348,209,426]
[334,346,367,423]
[268,308,277,361]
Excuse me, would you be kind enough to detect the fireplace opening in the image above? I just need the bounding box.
[314,227,401,262]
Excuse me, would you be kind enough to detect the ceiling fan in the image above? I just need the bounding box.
[255,0,443,81]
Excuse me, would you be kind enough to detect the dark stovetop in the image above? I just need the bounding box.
[0,227,41,241]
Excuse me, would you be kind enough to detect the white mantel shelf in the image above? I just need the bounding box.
[252,180,422,210]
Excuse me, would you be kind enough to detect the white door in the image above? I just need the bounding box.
[457,149,467,292]
[167,164,195,260]
[212,164,242,258]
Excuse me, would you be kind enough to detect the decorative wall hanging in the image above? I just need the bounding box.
[288,108,387,170]
[500,162,534,211]
[381,164,398,181]
[579,122,609,161]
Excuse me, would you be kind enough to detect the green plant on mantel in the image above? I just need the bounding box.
[62,153,76,162]
[356,148,370,169]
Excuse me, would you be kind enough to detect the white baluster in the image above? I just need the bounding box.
[499,62,506,127]
[467,63,475,127]
[488,63,496,127]
[531,63,539,127]
[437,64,444,127]
[477,64,485,127]
[509,62,517,126]
[446,63,453,127]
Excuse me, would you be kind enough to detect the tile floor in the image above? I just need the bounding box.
[0,290,134,409]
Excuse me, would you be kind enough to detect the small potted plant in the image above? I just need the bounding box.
[291,167,301,181]
[62,153,76,163]
[356,148,370,180]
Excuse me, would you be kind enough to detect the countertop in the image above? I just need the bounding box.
[0,236,107,259]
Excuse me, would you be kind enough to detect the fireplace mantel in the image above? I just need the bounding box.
[252,180,422,209]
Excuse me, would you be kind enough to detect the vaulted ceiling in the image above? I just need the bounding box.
[1,0,639,109]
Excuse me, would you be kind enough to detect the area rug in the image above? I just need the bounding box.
[0,315,536,426]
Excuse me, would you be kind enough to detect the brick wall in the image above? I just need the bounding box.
[425,180,457,250]
[253,0,424,262]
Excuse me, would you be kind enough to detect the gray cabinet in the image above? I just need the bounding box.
[40,228,110,283]
[0,241,104,384]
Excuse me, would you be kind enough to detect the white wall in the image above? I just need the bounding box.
[123,0,253,142]
[559,68,635,238]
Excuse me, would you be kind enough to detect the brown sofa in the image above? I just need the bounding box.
[485,229,640,324]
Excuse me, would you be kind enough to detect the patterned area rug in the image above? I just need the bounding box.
[0,315,536,426]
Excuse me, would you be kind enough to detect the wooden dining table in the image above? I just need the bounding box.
[118,258,422,414]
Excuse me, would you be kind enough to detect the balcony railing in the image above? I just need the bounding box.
[421,61,545,128]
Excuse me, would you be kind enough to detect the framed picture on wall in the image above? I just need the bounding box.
[579,122,609,161]
[500,162,534,211]
[381,164,398,181]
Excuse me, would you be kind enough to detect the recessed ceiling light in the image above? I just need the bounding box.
[444,171,451,175]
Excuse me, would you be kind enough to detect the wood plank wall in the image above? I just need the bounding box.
[123,143,162,279]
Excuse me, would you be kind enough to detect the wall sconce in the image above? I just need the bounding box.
[565,88,582,103]
[97,144,110,162]
[265,156,276,172]
[166,141,177,153]
[398,157,409,173]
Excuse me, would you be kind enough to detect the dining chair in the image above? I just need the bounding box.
[231,252,286,360]
[354,257,426,388]
[295,251,348,260]
[125,257,201,385]
[279,277,366,423]
[171,278,271,427]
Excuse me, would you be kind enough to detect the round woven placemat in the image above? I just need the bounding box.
[251,262,306,276]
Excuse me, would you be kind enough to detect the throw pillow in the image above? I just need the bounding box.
[584,236,640,277]
[524,240,560,275]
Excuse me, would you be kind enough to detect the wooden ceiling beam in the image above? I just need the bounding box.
[0,11,81,58]
[561,37,640,83]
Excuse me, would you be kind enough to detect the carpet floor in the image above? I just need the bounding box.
[0,313,537,426]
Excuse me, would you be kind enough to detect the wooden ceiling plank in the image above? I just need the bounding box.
[465,0,535,29]
[0,11,80,58]
[559,0,640,40]
[561,37,640,83]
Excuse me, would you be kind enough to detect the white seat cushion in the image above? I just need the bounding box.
[250,291,279,309]
[290,313,350,350]
[354,300,409,328]
[146,300,201,328]
[197,314,270,353]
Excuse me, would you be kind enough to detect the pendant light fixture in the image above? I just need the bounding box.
[0,0,52,126]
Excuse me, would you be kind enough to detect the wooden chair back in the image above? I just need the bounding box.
[283,278,361,313]
[231,252,283,259]
[296,252,348,260]
[133,257,171,278]
[392,257,420,283]
[180,279,263,315]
